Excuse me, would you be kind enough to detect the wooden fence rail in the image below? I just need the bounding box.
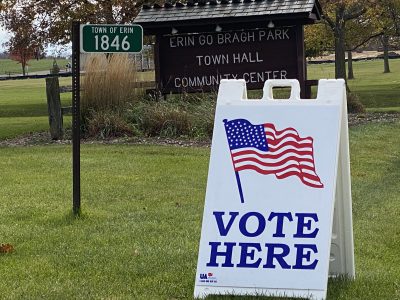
[45,77,155,140]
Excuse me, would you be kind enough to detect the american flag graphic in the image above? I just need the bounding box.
[223,118,324,198]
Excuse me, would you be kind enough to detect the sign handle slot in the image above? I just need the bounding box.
[262,79,301,101]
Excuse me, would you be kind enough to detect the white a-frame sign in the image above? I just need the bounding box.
[194,79,355,300]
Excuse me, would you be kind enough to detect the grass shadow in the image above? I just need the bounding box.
[0,103,49,117]
[327,275,354,299]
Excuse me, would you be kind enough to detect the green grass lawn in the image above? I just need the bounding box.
[0,58,70,75]
[0,77,72,139]
[308,59,400,111]
[0,121,399,299]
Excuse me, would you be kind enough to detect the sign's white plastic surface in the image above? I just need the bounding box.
[194,79,354,300]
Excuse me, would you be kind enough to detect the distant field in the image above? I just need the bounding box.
[0,58,70,75]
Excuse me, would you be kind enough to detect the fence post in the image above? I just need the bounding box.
[46,77,63,140]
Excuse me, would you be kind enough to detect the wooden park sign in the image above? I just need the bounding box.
[159,27,300,92]
[135,0,322,97]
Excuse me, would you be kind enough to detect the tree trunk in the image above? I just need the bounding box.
[21,61,26,76]
[382,34,391,73]
[147,50,150,70]
[334,6,347,80]
[347,50,354,79]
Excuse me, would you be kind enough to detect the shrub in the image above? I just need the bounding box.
[347,92,366,114]
[128,96,216,139]
[189,100,215,138]
[85,110,133,139]
[134,102,191,137]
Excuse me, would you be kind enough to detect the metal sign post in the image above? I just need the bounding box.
[72,21,81,215]
[70,22,143,215]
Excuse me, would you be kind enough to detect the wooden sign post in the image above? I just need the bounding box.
[194,79,355,299]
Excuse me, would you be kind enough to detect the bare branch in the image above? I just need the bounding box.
[349,31,384,51]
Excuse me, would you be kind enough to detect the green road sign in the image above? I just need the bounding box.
[80,24,143,53]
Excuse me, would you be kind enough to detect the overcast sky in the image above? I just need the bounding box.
[0,26,71,57]
[0,27,11,51]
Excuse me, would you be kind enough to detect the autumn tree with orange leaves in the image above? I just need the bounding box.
[0,1,43,75]
[1,0,146,46]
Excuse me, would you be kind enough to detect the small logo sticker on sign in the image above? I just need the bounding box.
[199,273,218,283]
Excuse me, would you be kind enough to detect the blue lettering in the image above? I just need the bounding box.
[237,243,262,268]
[263,243,291,269]
[293,244,319,269]
[294,213,319,238]
[213,211,239,236]
[268,212,293,237]
[238,212,266,237]
[207,242,236,267]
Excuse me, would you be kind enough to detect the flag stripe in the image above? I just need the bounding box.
[264,124,300,137]
[234,155,315,168]
[234,160,321,181]
[232,146,313,157]
[235,165,323,188]
[266,132,313,143]
[267,138,313,149]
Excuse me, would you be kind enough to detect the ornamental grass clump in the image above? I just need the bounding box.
[81,54,139,137]
[82,54,138,113]
[85,110,133,139]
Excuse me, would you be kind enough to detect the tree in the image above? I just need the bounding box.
[344,17,382,79]
[8,40,38,75]
[304,23,333,58]
[319,0,370,80]
[1,0,147,45]
[369,0,400,73]
[0,2,42,75]
[305,14,380,80]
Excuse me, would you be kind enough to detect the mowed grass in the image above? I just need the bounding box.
[0,121,399,299]
[308,59,400,111]
[0,58,70,75]
[0,145,209,299]
[0,77,72,139]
